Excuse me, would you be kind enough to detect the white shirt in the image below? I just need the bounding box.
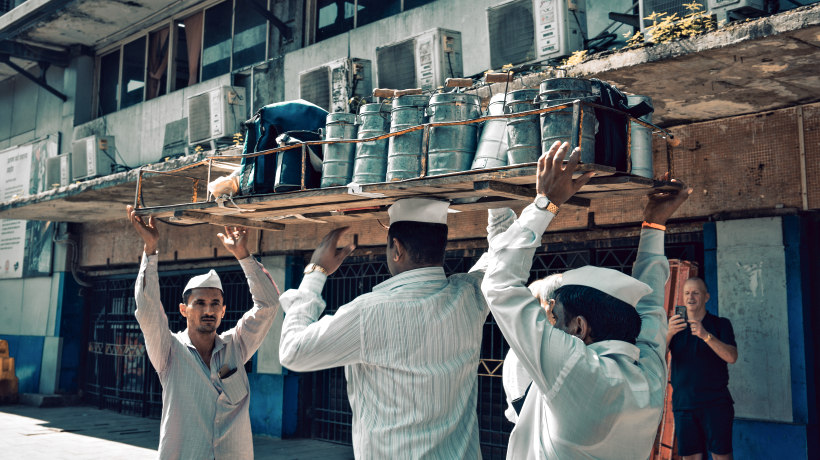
[482,204,669,459]
[502,349,533,424]
[279,211,513,460]
[135,253,280,460]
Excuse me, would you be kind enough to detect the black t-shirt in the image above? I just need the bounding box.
[669,312,736,410]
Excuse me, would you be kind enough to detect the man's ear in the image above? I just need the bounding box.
[179,303,188,317]
[221,305,227,318]
[391,237,405,262]
[574,315,593,345]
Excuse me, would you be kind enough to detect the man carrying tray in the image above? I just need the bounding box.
[278,197,513,458]
[127,205,280,459]
[482,141,691,458]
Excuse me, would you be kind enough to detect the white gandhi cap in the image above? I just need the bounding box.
[561,266,652,308]
[388,198,449,225]
[182,269,223,300]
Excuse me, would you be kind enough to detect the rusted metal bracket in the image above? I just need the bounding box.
[0,56,67,101]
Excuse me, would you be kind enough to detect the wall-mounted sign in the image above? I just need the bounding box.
[0,134,59,279]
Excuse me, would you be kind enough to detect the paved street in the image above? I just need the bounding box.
[1,404,353,460]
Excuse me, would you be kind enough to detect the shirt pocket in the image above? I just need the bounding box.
[220,372,249,405]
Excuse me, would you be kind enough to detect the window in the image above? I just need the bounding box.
[120,37,146,109]
[314,0,434,43]
[174,13,203,91]
[202,1,232,81]
[96,1,274,116]
[233,0,267,69]
[316,0,355,42]
[98,51,119,116]
[147,28,170,100]
[355,0,400,29]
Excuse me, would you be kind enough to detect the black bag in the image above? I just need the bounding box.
[272,130,324,192]
[238,100,328,195]
[589,79,654,172]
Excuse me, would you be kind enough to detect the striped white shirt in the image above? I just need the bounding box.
[135,253,279,460]
[482,205,669,459]
[279,211,513,459]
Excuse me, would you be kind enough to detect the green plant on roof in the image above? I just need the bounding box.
[623,1,717,49]
[563,50,589,67]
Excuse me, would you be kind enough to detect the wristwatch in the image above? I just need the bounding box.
[534,194,559,215]
[303,263,328,275]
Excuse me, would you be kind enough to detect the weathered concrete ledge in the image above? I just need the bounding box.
[0,148,239,222]
[473,3,820,126]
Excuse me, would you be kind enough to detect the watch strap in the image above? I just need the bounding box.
[534,195,559,215]
[304,263,328,275]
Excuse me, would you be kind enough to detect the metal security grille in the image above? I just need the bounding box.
[307,234,702,458]
[84,268,255,418]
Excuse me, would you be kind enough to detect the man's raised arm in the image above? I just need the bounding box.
[217,226,281,363]
[481,142,594,395]
[127,205,173,374]
[279,227,361,372]
[632,177,692,377]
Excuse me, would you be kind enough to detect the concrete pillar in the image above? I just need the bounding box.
[249,255,288,438]
[717,217,792,421]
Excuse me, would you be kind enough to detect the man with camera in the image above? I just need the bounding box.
[668,277,739,460]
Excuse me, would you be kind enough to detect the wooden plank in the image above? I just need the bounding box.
[134,164,654,226]
[473,181,534,200]
[248,189,507,220]
[173,210,286,231]
[473,181,591,207]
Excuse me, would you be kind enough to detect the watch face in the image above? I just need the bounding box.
[535,195,548,209]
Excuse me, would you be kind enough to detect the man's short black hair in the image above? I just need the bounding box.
[554,284,642,344]
[387,221,448,265]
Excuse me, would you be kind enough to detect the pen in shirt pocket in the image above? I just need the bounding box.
[218,364,238,379]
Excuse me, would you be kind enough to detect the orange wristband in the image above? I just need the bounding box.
[642,221,667,231]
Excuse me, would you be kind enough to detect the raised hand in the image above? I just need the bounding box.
[126,205,159,255]
[668,314,687,337]
[309,227,357,276]
[687,318,708,340]
[536,141,595,206]
[644,172,693,225]
[217,226,251,260]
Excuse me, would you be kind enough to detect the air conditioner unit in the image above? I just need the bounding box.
[187,86,246,145]
[488,0,587,69]
[376,28,463,92]
[46,154,71,188]
[299,58,373,113]
[71,135,115,181]
[708,0,765,23]
[639,0,707,34]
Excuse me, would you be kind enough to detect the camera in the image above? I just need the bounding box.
[674,305,687,322]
